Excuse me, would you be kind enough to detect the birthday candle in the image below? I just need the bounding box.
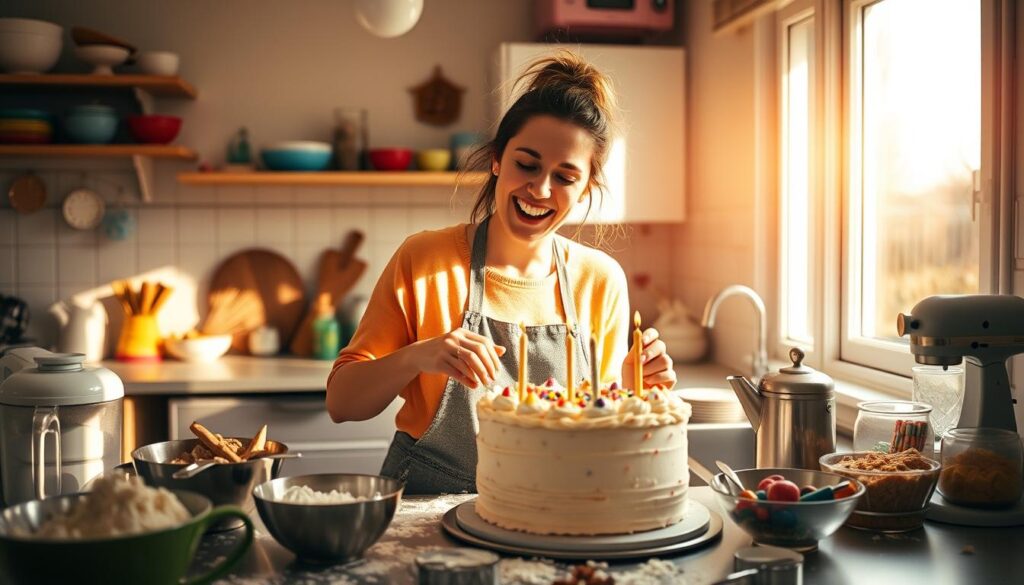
[518,322,527,401]
[590,334,600,403]
[566,322,575,403]
[633,311,643,398]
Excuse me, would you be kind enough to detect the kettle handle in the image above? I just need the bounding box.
[32,407,61,500]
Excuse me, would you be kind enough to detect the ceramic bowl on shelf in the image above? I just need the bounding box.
[0,18,63,74]
[261,141,332,171]
[74,44,130,75]
[127,114,182,144]
[710,467,865,551]
[253,474,403,563]
[369,147,413,171]
[416,148,451,171]
[136,51,179,76]
[64,105,118,144]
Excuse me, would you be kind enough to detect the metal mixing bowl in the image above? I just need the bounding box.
[132,438,288,531]
[711,467,865,551]
[253,474,403,563]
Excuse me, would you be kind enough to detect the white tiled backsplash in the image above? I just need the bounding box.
[0,169,673,352]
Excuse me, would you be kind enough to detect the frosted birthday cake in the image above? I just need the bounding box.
[475,379,692,535]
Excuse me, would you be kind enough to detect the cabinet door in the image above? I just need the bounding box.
[497,43,686,223]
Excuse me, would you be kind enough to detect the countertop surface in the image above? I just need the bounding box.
[105,357,737,396]
[190,487,1024,585]
[104,356,335,395]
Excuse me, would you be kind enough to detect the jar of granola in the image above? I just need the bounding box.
[939,427,1023,508]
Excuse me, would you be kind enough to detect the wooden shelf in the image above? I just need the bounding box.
[177,170,489,187]
[0,144,197,159]
[0,74,197,98]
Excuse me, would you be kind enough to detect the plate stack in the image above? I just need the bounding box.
[0,108,52,143]
[677,387,746,424]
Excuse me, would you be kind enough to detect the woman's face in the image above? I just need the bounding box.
[491,115,594,243]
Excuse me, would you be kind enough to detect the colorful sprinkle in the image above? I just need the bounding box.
[544,377,556,387]
[595,398,607,408]
[610,381,620,390]
[501,387,511,397]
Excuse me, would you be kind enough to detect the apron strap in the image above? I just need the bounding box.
[469,215,582,331]
[468,216,490,314]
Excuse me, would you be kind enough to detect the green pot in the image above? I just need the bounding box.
[0,490,252,585]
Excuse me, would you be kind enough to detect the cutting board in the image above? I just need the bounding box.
[289,231,366,356]
[206,249,306,353]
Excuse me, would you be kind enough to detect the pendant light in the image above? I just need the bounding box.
[354,0,424,39]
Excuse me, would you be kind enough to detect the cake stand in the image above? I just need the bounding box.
[441,499,723,561]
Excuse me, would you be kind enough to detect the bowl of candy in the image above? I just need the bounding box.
[710,467,865,551]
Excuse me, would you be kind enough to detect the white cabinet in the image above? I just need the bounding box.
[168,395,402,476]
[496,43,686,224]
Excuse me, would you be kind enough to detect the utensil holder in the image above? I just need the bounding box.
[116,314,161,362]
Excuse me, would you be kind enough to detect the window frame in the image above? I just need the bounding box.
[772,0,1001,396]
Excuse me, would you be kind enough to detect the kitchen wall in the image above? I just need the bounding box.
[0,0,683,350]
[672,0,770,374]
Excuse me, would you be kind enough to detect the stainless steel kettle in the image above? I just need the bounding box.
[727,348,836,469]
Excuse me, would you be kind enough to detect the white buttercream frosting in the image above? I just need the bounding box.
[547,400,582,419]
[515,392,551,416]
[620,396,652,416]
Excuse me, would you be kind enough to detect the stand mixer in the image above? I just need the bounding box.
[897,294,1024,526]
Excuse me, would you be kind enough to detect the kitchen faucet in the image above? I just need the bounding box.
[701,285,769,380]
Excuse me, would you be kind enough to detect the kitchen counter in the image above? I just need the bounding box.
[189,487,1024,584]
[104,356,334,395]
[103,357,733,396]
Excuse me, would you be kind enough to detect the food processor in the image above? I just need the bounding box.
[0,347,124,506]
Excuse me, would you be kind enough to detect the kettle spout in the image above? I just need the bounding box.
[727,375,763,430]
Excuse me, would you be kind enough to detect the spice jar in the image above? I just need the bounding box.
[938,427,1023,508]
[853,401,934,458]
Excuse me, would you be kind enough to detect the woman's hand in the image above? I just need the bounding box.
[409,328,506,389]
[622,328,676,390]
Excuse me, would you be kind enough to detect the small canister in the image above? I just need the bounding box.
[415,548,499,585]
[733,545,803,585]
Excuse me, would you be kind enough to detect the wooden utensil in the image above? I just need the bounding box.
[8,174,46,215]
[289,232,366,356]
[70,26,137,53]
[206,249,306,353]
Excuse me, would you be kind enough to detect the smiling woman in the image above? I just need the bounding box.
[325,52,677,495]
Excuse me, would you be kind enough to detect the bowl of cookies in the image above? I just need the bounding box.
[820,449,941,532]
[132,422,293,531]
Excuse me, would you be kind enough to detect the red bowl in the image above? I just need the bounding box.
[127,115,182,144]
[369,148,413,171]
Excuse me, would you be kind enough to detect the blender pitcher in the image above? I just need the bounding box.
[0,348,124,505]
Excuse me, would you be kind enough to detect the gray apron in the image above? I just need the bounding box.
[379,216,590,494]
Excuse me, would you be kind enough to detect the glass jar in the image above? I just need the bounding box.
[911,365,965,440]
[938,427,1023,508]
[333,108,367,171]
[853,401,934,458]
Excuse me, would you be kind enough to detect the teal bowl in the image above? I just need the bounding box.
[0,490,253,585]
[64,112,117,144]
[261,141,332,171]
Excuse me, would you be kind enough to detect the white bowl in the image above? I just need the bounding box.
[0,17,62,37]
[165,334,232,362]
[136,50,179,76]
[265,140,332,153]
[0,30,62,74]
[74,44,130,75]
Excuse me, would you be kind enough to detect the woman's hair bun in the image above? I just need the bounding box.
[517,50,618,124]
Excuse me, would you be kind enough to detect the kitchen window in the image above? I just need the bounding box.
[776,0,988,384]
